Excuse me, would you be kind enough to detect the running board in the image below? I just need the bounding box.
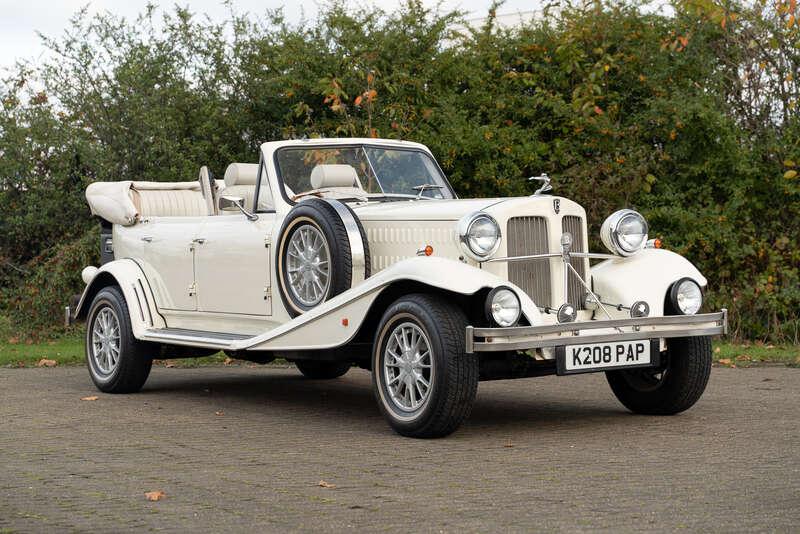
[141,328,253,350]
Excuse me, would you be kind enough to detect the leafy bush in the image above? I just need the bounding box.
[1,229,98,339]
[0,1,797,341]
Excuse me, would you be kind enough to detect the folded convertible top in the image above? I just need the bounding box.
[85,180,217,225]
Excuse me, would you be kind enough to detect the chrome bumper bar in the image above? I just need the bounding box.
[465,309,727,353]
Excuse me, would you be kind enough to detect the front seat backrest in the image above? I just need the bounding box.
[222,163,259,213]
[310,164,359,189]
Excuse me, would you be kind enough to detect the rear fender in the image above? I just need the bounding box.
[241,256,540,352]
[590,248,707,317]
[73,259,166,337]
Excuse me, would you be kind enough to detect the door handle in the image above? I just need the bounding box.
[141,236,153,242]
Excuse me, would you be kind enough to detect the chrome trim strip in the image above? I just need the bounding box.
[484,252,561,263]
[485,251,618,263]
[323,198,367,286]
[137,279,154,326]
[131,283,146,322]
[471,327,725,352]
[466,310,727,353]
[141,328,252,349]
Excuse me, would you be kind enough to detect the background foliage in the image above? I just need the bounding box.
[1,0,798,341]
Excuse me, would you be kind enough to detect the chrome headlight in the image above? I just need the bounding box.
[485,287,521,327]
[458,212,501,261]
[600,209,648,256]
[669,278,703,315]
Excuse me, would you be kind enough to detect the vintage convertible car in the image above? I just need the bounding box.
[72,137,727,438]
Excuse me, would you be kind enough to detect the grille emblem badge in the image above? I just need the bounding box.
[553,199,560,214]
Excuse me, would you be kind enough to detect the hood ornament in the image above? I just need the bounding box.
[528,173,552,196]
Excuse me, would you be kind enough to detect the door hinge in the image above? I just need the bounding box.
[264,235,271,248]
[263,286,271,300]
[188,282,197,297]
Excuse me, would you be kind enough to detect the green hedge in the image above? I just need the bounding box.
[1,1,798,341]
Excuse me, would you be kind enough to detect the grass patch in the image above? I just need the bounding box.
[0,334,85,367]
[713,342,799,368]
[0,332,228,368]
[1,331,797,369]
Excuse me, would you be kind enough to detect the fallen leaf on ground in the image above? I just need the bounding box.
[81,396,99,401]
[144,490,166,501]
[717,358,732,366]
[223,357,234,365]
[164,362,175,368]
[37,358,57,367]
[215,411,224,416]
[318,480,336,489]
[7,336,19,344]
[714,347,721,353]
[504,442,514,448]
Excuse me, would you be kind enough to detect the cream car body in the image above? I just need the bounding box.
[73,137,726,438]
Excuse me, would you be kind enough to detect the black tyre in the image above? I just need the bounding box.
[294,360,351,379]
[276,198,370,317]
[372,294,478,438]
[606,336,712,415]
[85,286,153,393]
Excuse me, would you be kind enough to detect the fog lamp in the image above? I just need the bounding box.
[485,287,521,327]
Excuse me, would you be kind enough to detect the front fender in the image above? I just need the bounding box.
[591,248,707,316]
[241,256,540,352]
[74,259,166,338]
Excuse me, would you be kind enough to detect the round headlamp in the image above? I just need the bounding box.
[669,278,703,315]
[600,209,649,256]
[485,287,521,327]
[458,212,501,261]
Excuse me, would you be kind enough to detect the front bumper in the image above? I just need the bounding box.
[466,309,727,353]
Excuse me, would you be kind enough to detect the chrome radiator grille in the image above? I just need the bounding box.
[562,215,588,309]
[507,217,551,307]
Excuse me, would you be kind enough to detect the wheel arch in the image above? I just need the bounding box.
[591,249,707,317]
[74,259,166,337]
[350,280,492,347]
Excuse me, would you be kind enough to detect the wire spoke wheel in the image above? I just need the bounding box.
[383,322,434,412]
[90,307,121,376]
[286,224,331,307]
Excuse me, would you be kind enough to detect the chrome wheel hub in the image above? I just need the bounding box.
[91,307,121,375]
[286,224,331,307]
[383,322,433,412]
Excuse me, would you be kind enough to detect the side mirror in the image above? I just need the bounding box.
[219,195,244,211]
[219,195,258,221]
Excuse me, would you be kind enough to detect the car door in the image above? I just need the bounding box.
[138,216,201,311]
[193,213,276,316]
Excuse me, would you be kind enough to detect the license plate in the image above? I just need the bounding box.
[556,340,658,375]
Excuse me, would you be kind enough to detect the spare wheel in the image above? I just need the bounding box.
[276,198,370,317]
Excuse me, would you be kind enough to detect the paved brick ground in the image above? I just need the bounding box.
[1,365,798,532]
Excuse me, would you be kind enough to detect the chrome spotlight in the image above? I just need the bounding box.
[630,300,650,318]
[557,303,577,323]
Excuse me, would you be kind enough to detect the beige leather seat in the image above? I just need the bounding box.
[221,163,258,213]
[129,182,207,217]
[302,164,366,200]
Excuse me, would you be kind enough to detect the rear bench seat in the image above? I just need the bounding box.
[129,183,208,217]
